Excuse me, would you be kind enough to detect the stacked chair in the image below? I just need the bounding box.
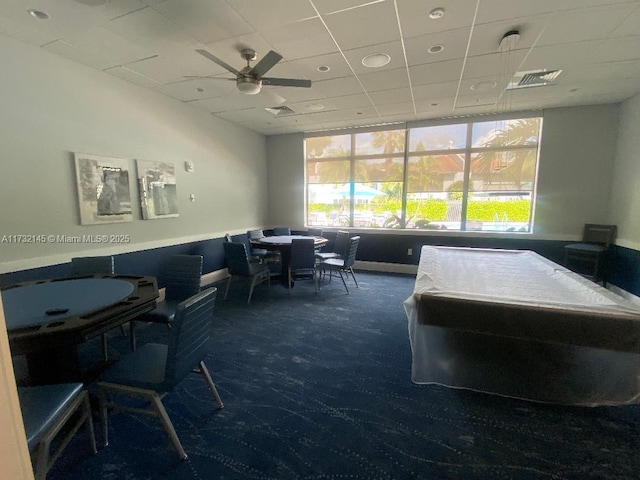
[315,230,350,262]
[97,287,223,460]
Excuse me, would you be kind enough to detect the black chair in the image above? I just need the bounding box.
[224,242,270,304]
[306,228,323,237]
[319,236,360,294]
[97,287,223,460]
[273,227,291,236]
[564,224,617,283]
[131,255,203,350]
[19,383,97,480]
[70,256,119,360]
[288,238,318,294]
[315,230,349,261]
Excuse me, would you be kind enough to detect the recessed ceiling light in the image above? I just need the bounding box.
[429,7,445,19]
[306,103,325,112]
[362,53,391,68]
[196,87,205,93]
[430,103,439,107]
[569,88,579,93]
[317,65,331,72]
[28,9,49,20]
[428,44,444,54]
[470,81,497,91]
[356,112,363,115]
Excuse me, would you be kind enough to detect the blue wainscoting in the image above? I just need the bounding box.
[2,232,639,297]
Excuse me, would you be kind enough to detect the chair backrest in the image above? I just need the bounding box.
[273,227,291,236]
[307,228,323,237]
[224,242,251,276]
[164,287,217,388]
[164,255,203,301]
[342,236,360,269]
[247,229,265,241]
[290,238,316,270]
[583,224,617,246]
[334,230,350,256]
[70,256,114,276]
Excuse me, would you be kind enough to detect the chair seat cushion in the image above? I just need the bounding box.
[565,243,606,253]
[135,300,177,324]
[18,383,83,450]
[320,258,344,268]
[315,252,341,261]
[100,343,168,390]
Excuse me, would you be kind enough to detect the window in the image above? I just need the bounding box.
[305,116,542,232]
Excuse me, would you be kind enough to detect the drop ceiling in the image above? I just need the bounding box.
[2,0,639,135]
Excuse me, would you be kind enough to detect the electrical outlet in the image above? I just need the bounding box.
[407,248,412,255]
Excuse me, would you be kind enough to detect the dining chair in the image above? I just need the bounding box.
[70,255,120,360]
[288,238,318,294]
[319,236,360,294]
[564,224,617,283]
[306,228,323,237]
[224,242,270,304]
[19,383,97,480]
[97,287,223,460]
[130,254,203,350]
[315,230,350,261]
[273,226,291,236]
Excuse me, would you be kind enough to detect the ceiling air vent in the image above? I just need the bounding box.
[507,69,562,90]
[265,105,295,116]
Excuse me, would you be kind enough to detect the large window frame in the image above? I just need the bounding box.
[305,114,542,233]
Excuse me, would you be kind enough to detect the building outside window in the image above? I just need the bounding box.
[305,116,542,233]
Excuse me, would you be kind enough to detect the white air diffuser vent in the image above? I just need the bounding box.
[265,105,295,116]
[507,69,562,90]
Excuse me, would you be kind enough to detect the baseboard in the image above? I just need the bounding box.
[354,261,418,275]
[201,268,230,287]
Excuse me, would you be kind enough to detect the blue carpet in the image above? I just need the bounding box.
[45,271,640,479]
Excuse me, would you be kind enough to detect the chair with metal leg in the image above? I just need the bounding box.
[19,383,97,480]
[288,238,318,294]
[97,287,223,460]
[224,242,270,304]
[319,236,360,294]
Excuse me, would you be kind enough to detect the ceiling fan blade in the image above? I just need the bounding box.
[196,49,241,76]
[261,77,312,88]
[183,75,235,81]
[249,50,283,78]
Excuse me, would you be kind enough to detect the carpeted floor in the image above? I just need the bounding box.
[37,271,640,479]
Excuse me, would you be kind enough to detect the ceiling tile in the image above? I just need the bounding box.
[314,76,364,98]
[409,59,465,86]
[466,15,549,57]
[283,52,353,81]
[342,41,406,75]
[260,17,338,61]
[475,0,559,25]
[358,68,410,92]
[322,0,401,50]
[225,0,318,29]
[397,0,479,39]
[609,4,640,37]
[104,65,163,87]
[156,78,235,102]
[368,87,414,106]
[589,36,640,63]
[404,27,472,66]
[311,0,384,15]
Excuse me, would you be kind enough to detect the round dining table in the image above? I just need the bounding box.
[250,235,328,284]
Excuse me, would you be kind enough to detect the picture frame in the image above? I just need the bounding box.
[74,153,133,225]
[136,159,179,220]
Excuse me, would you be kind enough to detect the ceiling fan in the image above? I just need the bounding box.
[193,48,312,95]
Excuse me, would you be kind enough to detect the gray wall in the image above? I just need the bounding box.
[609,93,640,250]
[0,35,268,274]
[266,104,622,241]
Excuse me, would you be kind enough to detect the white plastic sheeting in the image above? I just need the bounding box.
[404,246,640,405]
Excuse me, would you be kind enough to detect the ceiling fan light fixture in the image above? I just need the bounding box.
[28,9,49,19]
[237,77,262,95]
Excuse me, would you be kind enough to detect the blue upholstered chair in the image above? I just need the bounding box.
[273,226,291,236]
[318,236,360,294]
[70,255,118,360]
[97,287,223,460]
[224,242,270,304]
[315,230,349,261]
[19,383,97,480]
[288,238,318,294]
[131,254,203,350]
[564,224,617,283]
[246,229,281,263]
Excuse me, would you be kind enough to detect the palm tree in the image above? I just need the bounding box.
[473,118,541,189]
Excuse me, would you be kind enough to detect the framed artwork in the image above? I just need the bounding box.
[74,153,133,225]
[136,159,178,220]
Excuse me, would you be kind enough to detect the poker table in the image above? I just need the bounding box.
[251,235,328,280]
[2,274,158,385]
